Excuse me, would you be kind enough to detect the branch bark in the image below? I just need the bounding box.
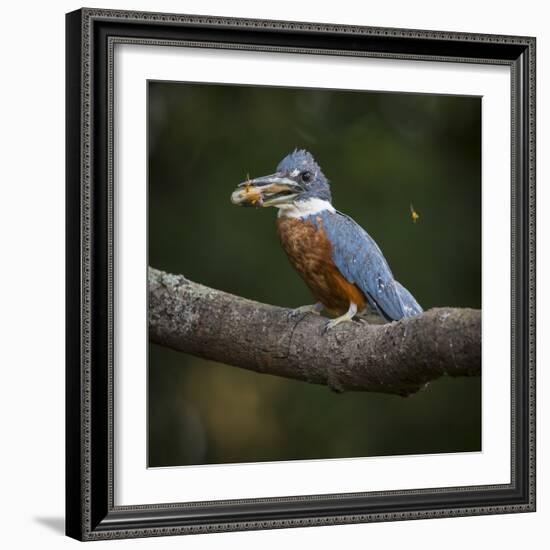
[148,267,481,396]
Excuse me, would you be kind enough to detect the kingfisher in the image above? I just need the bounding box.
[231,149,423,331]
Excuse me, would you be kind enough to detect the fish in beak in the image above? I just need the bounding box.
[231,173,304,208]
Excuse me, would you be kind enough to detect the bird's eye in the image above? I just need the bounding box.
[301,171,313,183]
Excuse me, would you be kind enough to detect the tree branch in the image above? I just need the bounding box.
[148,267,481,396]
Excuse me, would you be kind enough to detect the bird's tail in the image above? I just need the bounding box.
[395,282,423,318]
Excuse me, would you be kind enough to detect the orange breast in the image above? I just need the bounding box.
[276,215,366,315]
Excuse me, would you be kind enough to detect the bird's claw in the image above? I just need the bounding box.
[322,319,338,334]
[322,319,354,334]
[287,303,322,320]
[322,304,357,334]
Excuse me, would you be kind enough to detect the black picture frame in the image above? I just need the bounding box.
[66,7,536,541]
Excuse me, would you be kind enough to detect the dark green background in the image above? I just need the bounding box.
[148,81,481,467]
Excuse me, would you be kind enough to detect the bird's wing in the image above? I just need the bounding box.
[395,281,423,317]
[317,210,407,321]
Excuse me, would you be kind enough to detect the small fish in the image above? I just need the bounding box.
[244,174,263,206]
[230,174,263,207]
[410,203,420,224]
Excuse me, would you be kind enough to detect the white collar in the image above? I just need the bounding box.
[276,198,335,219]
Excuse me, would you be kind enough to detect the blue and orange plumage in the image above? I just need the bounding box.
[231,149,423,328]
[276,215,367,316]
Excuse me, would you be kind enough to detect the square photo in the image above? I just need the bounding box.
[147,80,481,468]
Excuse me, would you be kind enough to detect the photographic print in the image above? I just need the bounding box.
[66,8,535,540]
[147,81,481,468]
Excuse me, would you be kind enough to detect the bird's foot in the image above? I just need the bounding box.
[287,302,323,320]
[322,317,354,333]
[322,302,358,334]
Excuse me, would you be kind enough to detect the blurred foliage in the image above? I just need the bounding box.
[148,81,481,467]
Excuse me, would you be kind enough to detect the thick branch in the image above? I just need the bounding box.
[148,267,481,396]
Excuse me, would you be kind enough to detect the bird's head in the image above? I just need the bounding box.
[231,149,332,208]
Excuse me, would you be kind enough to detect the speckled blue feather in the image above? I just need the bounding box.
[276,150,332,202]
[309,210,423,321]
[395,282,424,317]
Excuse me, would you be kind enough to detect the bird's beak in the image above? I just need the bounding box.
[231,173,303,208]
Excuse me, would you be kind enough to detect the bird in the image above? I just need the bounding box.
[231,149,423,331]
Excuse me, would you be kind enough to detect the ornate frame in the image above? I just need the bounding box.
[66,8,536,541]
